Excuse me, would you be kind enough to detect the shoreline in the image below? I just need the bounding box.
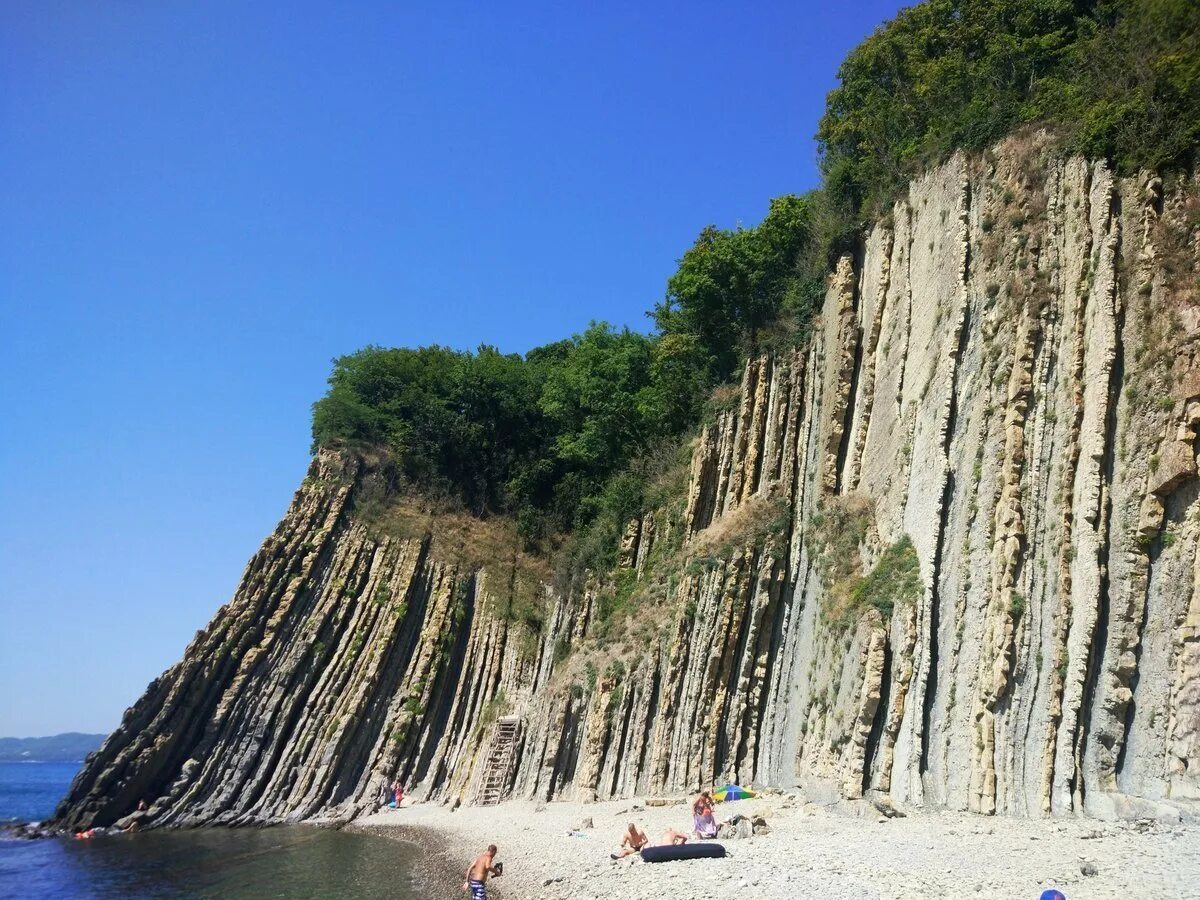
[346,819,490,900]
[355,793,1200,899]
[9,793,1198,898]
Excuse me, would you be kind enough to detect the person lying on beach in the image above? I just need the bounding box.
[462,844,501,899]
[692,791,718,838]
[658,827,688,847]
[611,822,649,859]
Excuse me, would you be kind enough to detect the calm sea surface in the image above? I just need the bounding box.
[0,762,433,899]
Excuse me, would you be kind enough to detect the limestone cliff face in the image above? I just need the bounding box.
[55,133,1200,830]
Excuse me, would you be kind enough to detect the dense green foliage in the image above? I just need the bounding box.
[820,0,1200,216]
[316,327,658,537]
[653,194,826,384]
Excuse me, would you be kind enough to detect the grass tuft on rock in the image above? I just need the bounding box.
[846,536,923,622]
[807,494,922,629]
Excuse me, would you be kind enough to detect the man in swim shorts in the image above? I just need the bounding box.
[611,822,649,858]
[463,844,501,898]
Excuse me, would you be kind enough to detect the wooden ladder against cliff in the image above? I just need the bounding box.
[475,716,521,806]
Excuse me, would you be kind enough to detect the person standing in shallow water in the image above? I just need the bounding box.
[463,844,501,899]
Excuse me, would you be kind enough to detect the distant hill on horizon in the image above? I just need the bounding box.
[0,732,106,763]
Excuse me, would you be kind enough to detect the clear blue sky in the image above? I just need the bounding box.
[0,1,905,737]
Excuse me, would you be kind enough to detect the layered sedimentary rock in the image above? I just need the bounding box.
[55,133,1200,830]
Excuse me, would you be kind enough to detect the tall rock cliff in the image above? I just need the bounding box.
[55,133,1200,830]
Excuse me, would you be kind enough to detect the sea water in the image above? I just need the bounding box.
[0,762,436,899]
[0,763,79,827]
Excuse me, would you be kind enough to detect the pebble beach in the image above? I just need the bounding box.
[352,792,1200,899]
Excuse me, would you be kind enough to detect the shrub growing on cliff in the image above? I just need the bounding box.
[806,493,875,587]
[806,496,922,628]
[653,193,826,383]
[847,537,923,622]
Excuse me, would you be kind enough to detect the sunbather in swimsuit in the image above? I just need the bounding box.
[611,822,649,859]
[659,827,689,846]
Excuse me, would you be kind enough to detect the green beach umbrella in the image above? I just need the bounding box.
[712,784,754,802]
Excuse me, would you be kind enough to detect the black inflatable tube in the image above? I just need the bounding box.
[640,842,726,863]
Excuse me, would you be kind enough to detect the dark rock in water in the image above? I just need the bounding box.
[115,809,148,830]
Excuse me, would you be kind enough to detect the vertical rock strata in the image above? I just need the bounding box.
[56,135,1200,829]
